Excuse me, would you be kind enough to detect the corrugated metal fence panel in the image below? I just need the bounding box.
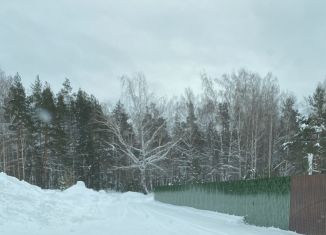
[289,174,326,235]
[154,178,291,230]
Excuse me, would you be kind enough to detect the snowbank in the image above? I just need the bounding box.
[0,173,299,235]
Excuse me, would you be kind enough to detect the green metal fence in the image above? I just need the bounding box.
[154,177,291,230]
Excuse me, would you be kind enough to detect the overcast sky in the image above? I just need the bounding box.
[0,0,325,102]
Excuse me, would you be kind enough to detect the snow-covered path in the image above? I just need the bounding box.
[0,173,299,235]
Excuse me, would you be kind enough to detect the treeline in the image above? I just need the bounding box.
[0,69,325,193]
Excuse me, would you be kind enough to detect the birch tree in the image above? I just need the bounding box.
[102,74,180,193]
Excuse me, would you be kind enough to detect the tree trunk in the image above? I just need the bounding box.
[2,138,6,173]
[21,133,25,181]
[140,168,149,194]
[268,116,273,178]
[16,138,21,180]
[237,125,241,179]
[308,154,313,175]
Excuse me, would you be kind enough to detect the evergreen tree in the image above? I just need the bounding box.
[111,101,136,191]
[4,74,31,180]
[185,101,203,182]
[217,102,232,181]
[204,121,220,181]
[277,95,300,175]
[29,76,44,187]
[288,85,326,174]
[308,84,326,124]
[54,79,74,188]
[88,95,107,190]
[73,90,92,184]
[142,103,170,190]
[170,114,187,183]
[40,84,56,188]
[73,90,105,190]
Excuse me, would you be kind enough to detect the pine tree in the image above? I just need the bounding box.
[28,76,44,187]
[142,103,170,190]
[303,84,326,173]
[4,74,31,180]
[185,101,203,182]
[40,84,56,188]
[54,79,74,188]
[73,90,92,184]
[308,84,326,124]
[111,101,136,191]
[277,95,300,175]
[204,121,220,181]
[88,95,106,190]
[217,102,232,181]
[289,84,326,174]
[73,90,105,190]
[170,114,187,183]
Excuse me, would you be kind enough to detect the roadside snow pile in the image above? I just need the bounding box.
[0,173,299,235]
[0,173,116,227]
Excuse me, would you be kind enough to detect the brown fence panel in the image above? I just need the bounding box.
[289,174,326,235]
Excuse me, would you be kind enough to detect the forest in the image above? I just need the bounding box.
[0,68,325,193]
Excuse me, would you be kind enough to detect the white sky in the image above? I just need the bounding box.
[0,0,325,102]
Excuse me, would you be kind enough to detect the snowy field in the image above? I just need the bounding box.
[0,173,299,235]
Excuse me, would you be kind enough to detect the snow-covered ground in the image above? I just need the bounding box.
[0,173,299,235]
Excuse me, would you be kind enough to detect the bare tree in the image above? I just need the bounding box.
[102,74,181,193]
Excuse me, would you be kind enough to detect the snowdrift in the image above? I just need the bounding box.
[0,173,298,235]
